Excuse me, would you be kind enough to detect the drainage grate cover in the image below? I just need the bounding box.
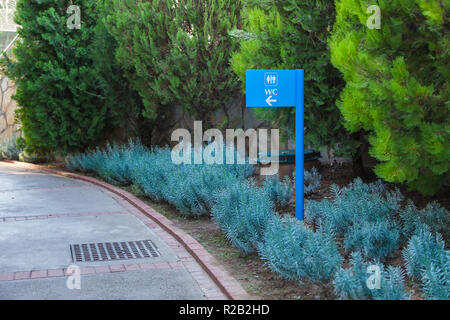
[70,240,160,262]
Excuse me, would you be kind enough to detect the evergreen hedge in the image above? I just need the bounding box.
[330,0,450,195]
[1,0,141,155]
[103,0,242,127]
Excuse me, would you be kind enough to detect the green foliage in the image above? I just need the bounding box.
[1,1,154,154]
[103,0,241,126]
[91,1,147,141]
[259,215,342,282]
[212,180,275,253]
[2,0,110,155]
[330,0,450,195]
[403,230,450,299]
[333,252,409,300]
[231,0,356,152]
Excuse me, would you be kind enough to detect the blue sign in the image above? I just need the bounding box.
[246,69,304,221]
[246,70,296,107]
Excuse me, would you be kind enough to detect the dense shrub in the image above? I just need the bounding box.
[261,175,291,208]
[212,181,275,254]
[307,177,448,298]
[66,149,105,173]
[231,0,357,154]
[0,137,21,160]
[2,1,110,155]
[259,215,342,282]
[67,140,147,185]
[403,231,449,299]
[333,252,409,300]
[330,0,450,195]
[213,146,255,180]
[92,1,147,142]
[158,146,253,215]
[94,143,145,185]
[339,178,387,197]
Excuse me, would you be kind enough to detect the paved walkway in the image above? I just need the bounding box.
[0,162,227,300]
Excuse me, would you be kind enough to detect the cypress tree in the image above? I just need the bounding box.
[104,0,242,128]
[2,0,108,155]
[330,0,449,195]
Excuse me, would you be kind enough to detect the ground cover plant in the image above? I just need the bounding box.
[333,252,409,300]
[261,175,292,209]
[67,142,449,300]
[403,230,450,300]
[304,167,322,195]
[259,215,343,282]
[67,141,255,216]
[2,0,448,303]
[2,0,114,155]
[212,180,275,253]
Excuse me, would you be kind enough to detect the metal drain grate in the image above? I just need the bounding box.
[70,240,160,262]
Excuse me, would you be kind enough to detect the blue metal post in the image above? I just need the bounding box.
[295,70,304,221]
[245,69,304,220]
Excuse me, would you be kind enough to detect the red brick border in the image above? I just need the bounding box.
[0,160,250,300]
[0,261,190,282]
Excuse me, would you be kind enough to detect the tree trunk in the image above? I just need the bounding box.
[351,131,369,178]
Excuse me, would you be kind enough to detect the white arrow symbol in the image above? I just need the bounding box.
[266,96,277,106]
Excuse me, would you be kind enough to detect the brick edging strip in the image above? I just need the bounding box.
[0,160,250,300]
[0,261,186,281]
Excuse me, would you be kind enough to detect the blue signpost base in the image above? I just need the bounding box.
[246,69,304,220]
